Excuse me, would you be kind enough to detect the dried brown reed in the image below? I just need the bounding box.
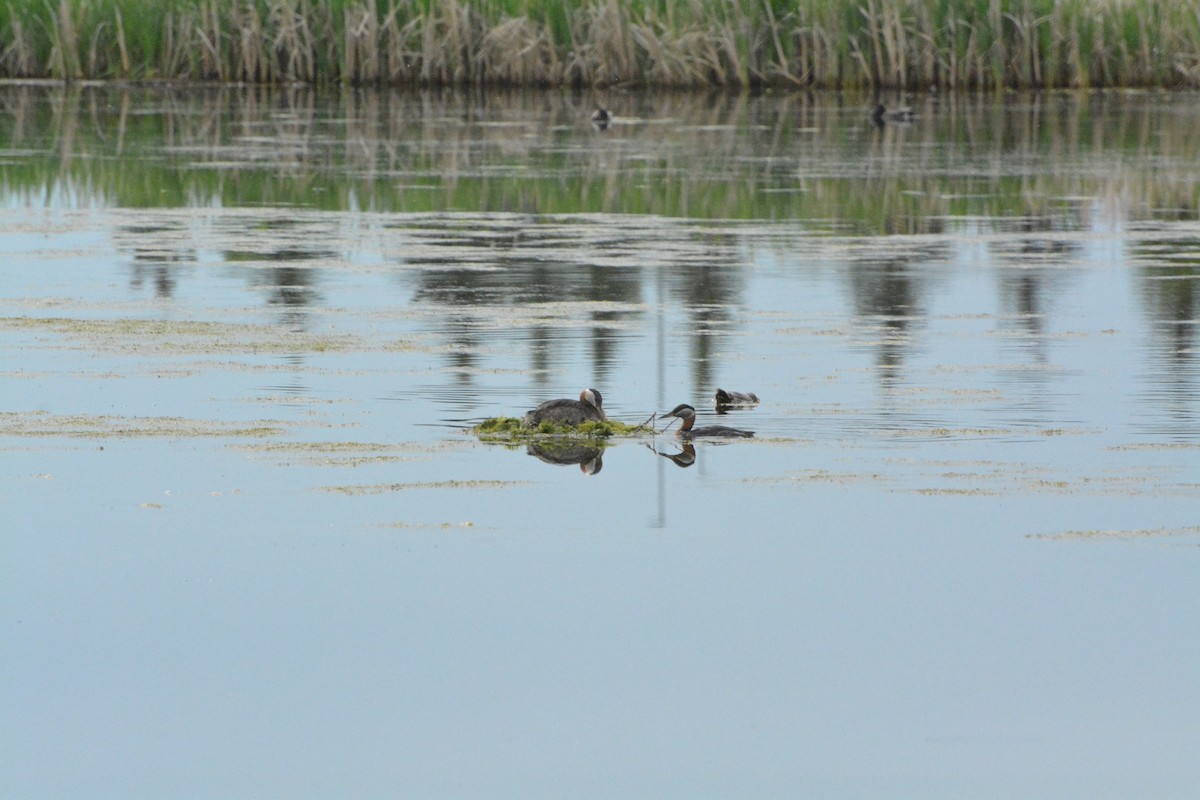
[1,0,1199,89]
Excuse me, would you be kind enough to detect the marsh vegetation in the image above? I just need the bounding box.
[2,0,1200,89]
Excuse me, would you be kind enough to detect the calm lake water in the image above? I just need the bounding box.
[2,84,1198,798]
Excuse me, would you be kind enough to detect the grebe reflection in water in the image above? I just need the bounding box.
[648,441,696,468]
[527,442,603,475]
[662,403,754,438]
[523,388,607,426]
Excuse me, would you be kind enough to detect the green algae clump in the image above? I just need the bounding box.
[472,416,645,442]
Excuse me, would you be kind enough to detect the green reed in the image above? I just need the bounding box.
[1,0,1199,88]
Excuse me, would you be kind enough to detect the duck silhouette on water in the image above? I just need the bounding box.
[523,388,607,426]
[662,403,754,438]
[872,99,916,126]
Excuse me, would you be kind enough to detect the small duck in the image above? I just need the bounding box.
[662,403,754,438]
[872,101,916,126]
[714,388,759,406]
[523,388,607,426]
[591,108,611,129]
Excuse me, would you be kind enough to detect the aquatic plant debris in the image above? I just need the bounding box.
[471,415,652,444]
[231,439,468,466]
[320,480,530,495]
[0,411,286,439]
[1028,525,1200,542]
[0,315,387,356]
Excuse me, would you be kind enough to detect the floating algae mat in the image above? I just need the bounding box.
[471,416,650,444]
[470,416,654,474]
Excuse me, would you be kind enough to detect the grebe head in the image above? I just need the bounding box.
[580,387,604,408]
[662,403,697,433]
[579,387,607,420]
[665,403,696,421]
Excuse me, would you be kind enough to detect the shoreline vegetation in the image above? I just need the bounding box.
[2,1,1199,90]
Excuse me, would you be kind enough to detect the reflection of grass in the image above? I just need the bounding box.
[2,86,1199,227]
[1,0,1198,88]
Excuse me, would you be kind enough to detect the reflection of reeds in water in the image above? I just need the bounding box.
[1,85,1199,227]
[2,0,1200,88]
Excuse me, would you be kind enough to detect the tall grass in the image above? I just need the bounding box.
[2,0,1199,88]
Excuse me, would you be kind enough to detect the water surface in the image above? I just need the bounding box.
[2,85,1198,798]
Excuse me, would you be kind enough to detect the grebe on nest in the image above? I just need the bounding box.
[523,388,607,426]
[662,403,754,438]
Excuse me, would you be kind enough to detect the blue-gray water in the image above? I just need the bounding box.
[2,86,1198,798]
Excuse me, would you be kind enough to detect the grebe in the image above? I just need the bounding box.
[523,388,607,426]
[872,102,915,126]
[591,108,610,129]
[662,403,754,438]
[714,388,759,406]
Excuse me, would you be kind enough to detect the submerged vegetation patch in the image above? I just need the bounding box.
[0,0,1198,89]
[320,479,529,495]
[0,410,285,439]
[1027,525,1200,541]
[0,315,372,356]
[232,439,467,466]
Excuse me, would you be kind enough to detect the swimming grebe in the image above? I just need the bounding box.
[872,102,915,125]
[591,108,610,126]
[662,403,754,438]
[523,388,607,426]
[714,388,759,406]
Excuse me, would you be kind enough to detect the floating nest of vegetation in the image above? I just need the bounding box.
[471,416,649,444]
[472,416,653,471]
